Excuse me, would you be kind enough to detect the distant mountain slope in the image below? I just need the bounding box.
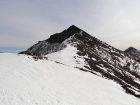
[20,25,140,98]
[125,47,140,57]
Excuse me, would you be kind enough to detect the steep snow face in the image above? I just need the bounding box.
[47,44,86,69]
[0,53,140,105]
[47,36,87,69]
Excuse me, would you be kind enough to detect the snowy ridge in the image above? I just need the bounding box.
[19,25,140,98]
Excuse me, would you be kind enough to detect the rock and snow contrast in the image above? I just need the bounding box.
[125,47,140,57]
[1,25,140,104]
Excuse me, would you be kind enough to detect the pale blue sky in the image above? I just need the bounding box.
[0,0,140,53]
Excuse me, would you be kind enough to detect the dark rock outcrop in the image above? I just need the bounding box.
[125,47,140,57]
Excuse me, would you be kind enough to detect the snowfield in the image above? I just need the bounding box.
[0,53,140,105]
[47,44,85,68]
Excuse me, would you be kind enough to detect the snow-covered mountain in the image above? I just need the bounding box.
[0,25,140,104]
[20,25,140,98]
[125,47,140,57]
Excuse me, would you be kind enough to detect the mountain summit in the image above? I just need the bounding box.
[20,25,140,98]
[46,25,81,43]
[125,47,140,57]
[19,25,84,56]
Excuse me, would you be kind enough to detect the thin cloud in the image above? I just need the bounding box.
[0,0,140,52]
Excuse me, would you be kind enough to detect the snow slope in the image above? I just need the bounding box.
[47,44,86,68]
[0,53,140,105]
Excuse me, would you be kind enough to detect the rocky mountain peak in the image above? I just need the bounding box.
[19,25,84,56]
[67,25,81,31]
[46,25,82,43]
[126,46,136,51]
[125,46,140,56]
[19,25,140,98]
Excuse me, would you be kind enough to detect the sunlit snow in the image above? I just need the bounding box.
[0,52,140,105]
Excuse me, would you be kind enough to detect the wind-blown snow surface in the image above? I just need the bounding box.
[0,53,140,105]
